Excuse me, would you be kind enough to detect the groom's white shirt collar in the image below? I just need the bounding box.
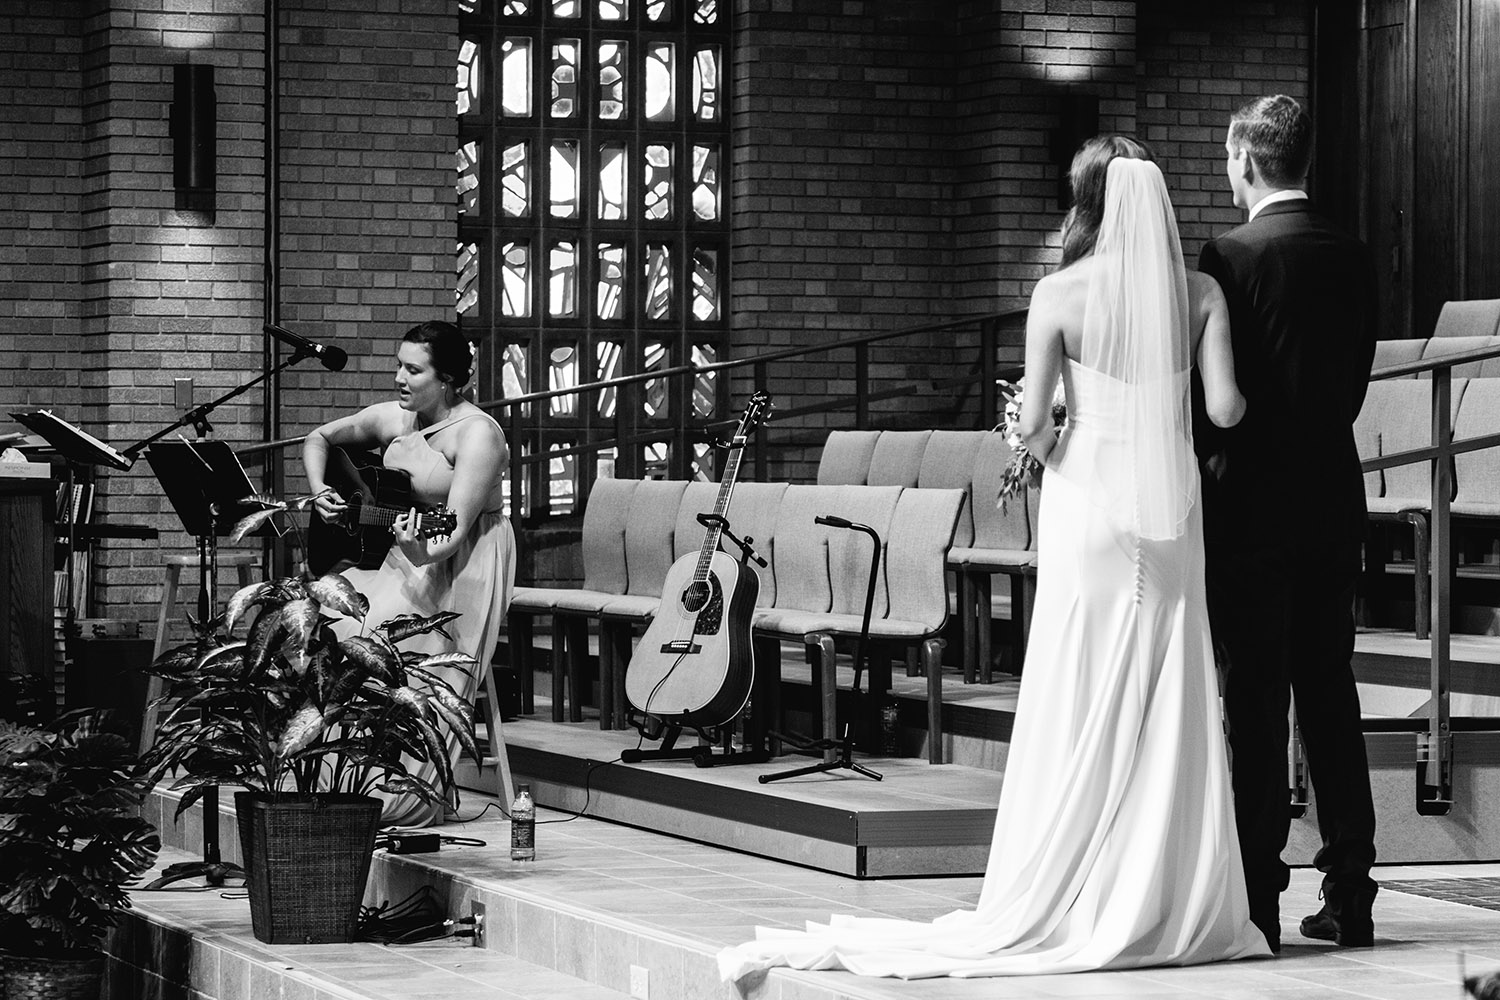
[1248,188,1308,222]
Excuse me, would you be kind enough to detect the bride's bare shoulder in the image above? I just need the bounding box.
[1030,258,1093,317]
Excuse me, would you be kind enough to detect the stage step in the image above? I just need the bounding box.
[134,784,983,1000]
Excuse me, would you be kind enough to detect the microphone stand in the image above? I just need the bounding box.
[760,516,884,783]
[133,346,322,889]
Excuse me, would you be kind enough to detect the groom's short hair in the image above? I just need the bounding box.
[1228,95,1311,187]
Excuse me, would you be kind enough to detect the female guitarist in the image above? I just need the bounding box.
[302,320,515,827]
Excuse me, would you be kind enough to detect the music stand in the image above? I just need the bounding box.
[140,439,268,889]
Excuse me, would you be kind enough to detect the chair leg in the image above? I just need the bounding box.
[606,621,632,730]
[509,612,535,715]
[812,633,839,764]
[924,636,947,764]
[550,615,567,722]
[566,617,590,723]
[977,572,994,683]
[958,570,976,684]
[753,633,783,755]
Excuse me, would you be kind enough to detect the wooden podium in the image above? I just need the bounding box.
[0,464,54,680]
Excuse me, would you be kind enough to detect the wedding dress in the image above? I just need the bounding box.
[718,159,1270,981]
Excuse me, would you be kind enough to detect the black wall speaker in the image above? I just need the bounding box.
[171,64,216,216]
[1051,92,1099,209]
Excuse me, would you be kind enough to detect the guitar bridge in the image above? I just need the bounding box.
[659,640,702,654]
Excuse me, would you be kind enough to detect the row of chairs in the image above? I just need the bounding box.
[507,479,967,762]
[815,429,1038,685]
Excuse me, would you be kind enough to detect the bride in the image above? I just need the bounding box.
[718,136,1270,980]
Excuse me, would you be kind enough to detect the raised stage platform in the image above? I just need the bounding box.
[471,718,1004,878]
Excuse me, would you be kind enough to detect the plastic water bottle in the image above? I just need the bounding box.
[510,784,535,862]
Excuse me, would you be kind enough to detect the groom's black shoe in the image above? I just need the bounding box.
[1299,883,1377,947]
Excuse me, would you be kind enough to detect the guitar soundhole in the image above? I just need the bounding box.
[680,578,723,634]
[682,581,712,613]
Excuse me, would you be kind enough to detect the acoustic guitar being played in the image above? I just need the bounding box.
[307,445,456,576]
[624,391,772,729]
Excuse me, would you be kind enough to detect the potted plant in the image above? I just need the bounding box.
[142,570,482,944]
[0,709,162,1000]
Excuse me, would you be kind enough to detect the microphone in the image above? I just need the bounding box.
[264,323,348,372]
[814,514,854,529]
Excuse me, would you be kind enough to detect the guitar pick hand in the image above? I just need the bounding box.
[313,488,347,523]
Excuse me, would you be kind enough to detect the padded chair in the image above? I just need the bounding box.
[1371,338,1424,374]
[815,430,880,485]
[1352,387,1383,499]
[1432,298,1500,339]
[1452,379,1500,518]
[916,430,986,549]
[948,431,1036,683]
[865,430,933,488]
[582,478,688,727]
[506,477,636,721]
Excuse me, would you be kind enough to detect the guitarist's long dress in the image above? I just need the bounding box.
[331,410,515,826]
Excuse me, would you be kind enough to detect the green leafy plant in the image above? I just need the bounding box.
[142,572,481,819]
[0,710,161,957]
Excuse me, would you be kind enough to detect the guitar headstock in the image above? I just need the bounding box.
[733,390,773,443]
[416,505,457,540]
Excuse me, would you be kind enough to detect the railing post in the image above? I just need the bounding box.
[1419,365,1454,815]
[980,317,998,426]
[854,343,869,428]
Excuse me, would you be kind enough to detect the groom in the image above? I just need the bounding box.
[1195,95,1379,952]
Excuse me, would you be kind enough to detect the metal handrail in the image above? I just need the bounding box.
[1357,341,1500,815]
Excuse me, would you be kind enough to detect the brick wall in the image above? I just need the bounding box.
[1136,1,1312,264]
[0,5,84,418]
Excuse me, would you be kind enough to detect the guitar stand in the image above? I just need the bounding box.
[621,512,771,768]
[759,514,885,784]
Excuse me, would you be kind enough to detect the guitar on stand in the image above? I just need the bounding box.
[622,390,772,767]
[307,445,456,576]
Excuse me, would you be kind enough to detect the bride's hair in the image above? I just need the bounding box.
[1059,134,1155,267]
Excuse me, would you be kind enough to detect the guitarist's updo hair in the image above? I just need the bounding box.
[403,320,475,390]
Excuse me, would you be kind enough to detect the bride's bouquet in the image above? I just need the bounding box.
[995,377,1067,511]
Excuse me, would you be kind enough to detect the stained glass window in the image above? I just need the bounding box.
[598,142,627,220]
[458,39,480,115]
[644,144,672,220]
[692,47,719,121]
[500,38,531,118]
[501,241,530,318]
[691,144,719,220]
[462,1,730,510]
[549,140,579,218]
[457,141,480,216]
[596,243,626,319]
[691,247,718,321]
[596,340,622,416]
[501,142,528,216]
[644,243,672,320]
[549,241,578,317]
[598,41,627,120]
[645,43,676,122]
[458,240,481,317]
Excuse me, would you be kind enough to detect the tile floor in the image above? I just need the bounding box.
[131,800,1500,1000]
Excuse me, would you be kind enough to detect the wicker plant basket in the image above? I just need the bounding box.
[0,951,104,1000]
[234,792,382,944]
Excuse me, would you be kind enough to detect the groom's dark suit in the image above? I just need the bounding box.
[1195,197,1378,942]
